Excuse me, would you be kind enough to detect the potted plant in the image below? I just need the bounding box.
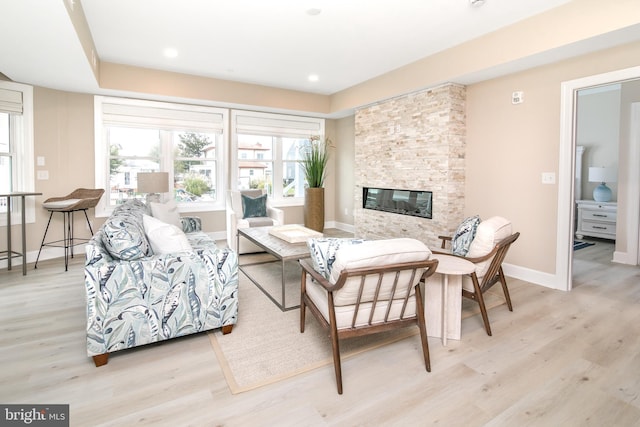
[300,135,331,232]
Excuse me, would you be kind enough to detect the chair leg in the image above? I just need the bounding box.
[330,324,343,395]
[300,270,307,333]
[83,209,94,234]
[63,211,71,271]
[471,273,492,336]
[34,211,54,269]
[415,285,431,372]
[498,267,513,311]
[327,294,343,394]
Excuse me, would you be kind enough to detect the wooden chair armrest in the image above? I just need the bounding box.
[431,249,450,255]
[438,235,452,249]
[299,258,341,292]
[432,247,496,264]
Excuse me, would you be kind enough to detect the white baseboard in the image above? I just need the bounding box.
[613,250,636,265]
[0,245,76,270]
[4,224,562,293]
[326,221,355,233]
[502,263,562,290]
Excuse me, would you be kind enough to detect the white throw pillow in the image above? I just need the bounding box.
[142,214,192,255]
[150,199,181,228]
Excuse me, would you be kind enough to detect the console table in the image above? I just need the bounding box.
[575,199,617,240]
[1,192,42,275]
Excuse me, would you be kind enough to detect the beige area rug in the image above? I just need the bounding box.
[209,259,506,394]
[238,255,303,310]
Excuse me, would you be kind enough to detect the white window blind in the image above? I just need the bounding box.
[234,111,323,137]
[0,88,23,114]
[102,97,225,133]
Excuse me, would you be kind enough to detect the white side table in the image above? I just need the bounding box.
[424,253,475,345]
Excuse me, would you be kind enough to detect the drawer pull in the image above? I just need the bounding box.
[593,226,607,230]
[593,214,608,218]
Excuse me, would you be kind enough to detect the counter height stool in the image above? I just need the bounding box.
[35,188,104,271]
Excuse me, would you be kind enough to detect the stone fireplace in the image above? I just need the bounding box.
[354,83,466,247]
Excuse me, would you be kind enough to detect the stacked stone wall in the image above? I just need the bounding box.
[353,83,466,247]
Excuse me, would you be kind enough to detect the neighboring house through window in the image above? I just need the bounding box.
[94,96,228,216]
[0,81,35,226]
[94,97,325,215]
[231,110,324,204]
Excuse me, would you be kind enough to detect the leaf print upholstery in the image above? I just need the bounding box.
[84,200,238,363]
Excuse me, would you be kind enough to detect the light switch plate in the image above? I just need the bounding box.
[542,172,555,184]
[37,156,45,166]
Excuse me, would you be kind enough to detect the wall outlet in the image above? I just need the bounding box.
[37,170,49,180]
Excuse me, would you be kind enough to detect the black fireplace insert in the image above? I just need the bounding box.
[362,187,432,219]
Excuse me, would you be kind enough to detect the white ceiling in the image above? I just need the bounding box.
[1,0,639,103]
[0,0,591,96]
[80,0,575,94]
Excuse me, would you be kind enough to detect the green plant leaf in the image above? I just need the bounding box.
[299,136,331,188]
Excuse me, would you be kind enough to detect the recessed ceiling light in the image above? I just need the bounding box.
[306,8,321,16]
[469,0,486,7]
[163,48,178,58]
[308,74,319,82]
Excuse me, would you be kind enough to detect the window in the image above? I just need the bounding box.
[0,82,34,225]
[231,111,324,204]
[94,97,228,215]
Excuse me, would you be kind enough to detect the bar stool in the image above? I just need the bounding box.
[35,188,104,271]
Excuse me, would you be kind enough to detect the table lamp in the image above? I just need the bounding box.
[137,172,169,203]
[588,166,616,202]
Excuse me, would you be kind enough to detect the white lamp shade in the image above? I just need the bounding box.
[588,167,617,184]
[137,172,169,193]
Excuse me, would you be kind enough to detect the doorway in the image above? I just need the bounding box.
[558,66,640,291]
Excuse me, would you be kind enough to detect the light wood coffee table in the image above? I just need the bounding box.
[237,226,320,312]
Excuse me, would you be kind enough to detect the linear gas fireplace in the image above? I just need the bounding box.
[363,187,432,219]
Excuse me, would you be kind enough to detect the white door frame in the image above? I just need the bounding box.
[558,65,640,291]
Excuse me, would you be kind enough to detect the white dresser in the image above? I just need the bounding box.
[575,200,617,240]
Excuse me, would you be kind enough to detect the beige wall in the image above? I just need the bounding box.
[29,88,96,259]
[334,115,355,227]
[100,62,331,116]
[465,41,640,274]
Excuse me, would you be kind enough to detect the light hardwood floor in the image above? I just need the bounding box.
[1,236,639,426]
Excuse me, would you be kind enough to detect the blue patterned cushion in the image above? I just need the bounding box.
[180,216,202,233]
[101,199,153,260]
[242,193,267,219]
[307,238,366,279]
[452,215,481,256]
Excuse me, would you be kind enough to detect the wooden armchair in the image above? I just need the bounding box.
[299,238,439,394]
[437,216,520,336]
